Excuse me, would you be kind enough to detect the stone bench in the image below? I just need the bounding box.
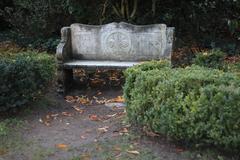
[56,22,174,93]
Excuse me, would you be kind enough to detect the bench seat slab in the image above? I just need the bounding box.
[63,60,141,69]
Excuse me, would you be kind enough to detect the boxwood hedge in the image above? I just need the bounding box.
[0,52,55,111]
[124,61,240,150]
[193,49,225,69]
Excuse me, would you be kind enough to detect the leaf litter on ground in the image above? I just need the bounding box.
[65,94,125,105]
[55,143,69,151]
[97,126,109,133]
[72,105,84,113]
[89,114,101,121]
[39,111,75,126]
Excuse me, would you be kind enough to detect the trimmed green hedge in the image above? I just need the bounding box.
[193,49,225,69]
[124,61,240,150]
[0,52,55,111]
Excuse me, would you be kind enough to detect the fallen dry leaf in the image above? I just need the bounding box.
[93,96,98,100]
[38,118,50,127]
[74,69,86,77]
[106,113,117,118]
[120,128,128,133]
[46,115,51,119]
[127,150,140,155]
[39,115,52,127]
[113,127,129,135]
[100,113,120,121]
[55,144,69,150]
[113,146,122,158]
[90,78,106,87]
[94,97,109,104]
[107,96,125,103]
[97,91,102,95]
[89,114,101,121]
[110,96,125,103]
[77,96,92,105]
[72,106,84,113]
[65,96,76,103]
[80,135,87,139]
[62,112,73,117]
[97,126,109,133]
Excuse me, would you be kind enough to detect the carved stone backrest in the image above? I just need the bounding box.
[70,22,174,61]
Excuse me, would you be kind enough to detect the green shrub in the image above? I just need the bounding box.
[27,37,60,52]
[193,49,225,69]
[224,61,240,75]
[0,51,55,111]
[0,32,60,52]
[0,119,21,136]
[0,121,8,136]
[124,60,171,105]
[124,63,240,150]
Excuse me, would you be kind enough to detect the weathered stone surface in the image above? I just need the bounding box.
[63,60,140,69]
[70,22,174,61]
[56,22,175,94]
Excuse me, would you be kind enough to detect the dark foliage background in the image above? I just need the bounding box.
[0,0,239,54]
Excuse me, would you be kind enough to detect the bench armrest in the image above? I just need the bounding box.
[164,27,175,59]
[56,27,72,64]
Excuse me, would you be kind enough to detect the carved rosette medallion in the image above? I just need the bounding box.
[103,31,131,54]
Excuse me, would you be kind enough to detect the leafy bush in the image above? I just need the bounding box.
[193,49,225,69]
[0,119,21,136]
[124,62,240,150]
[0,120,8,136]
[0,51,55,111]
[0,31,60,52]
[124,60,171,103]
[27,37,60,52]
[225,62,240,76]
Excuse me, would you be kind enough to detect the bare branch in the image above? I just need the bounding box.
[130,0,138,18]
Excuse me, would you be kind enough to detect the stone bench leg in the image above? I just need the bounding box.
[57,65,73,95]
[63,68,73,94]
